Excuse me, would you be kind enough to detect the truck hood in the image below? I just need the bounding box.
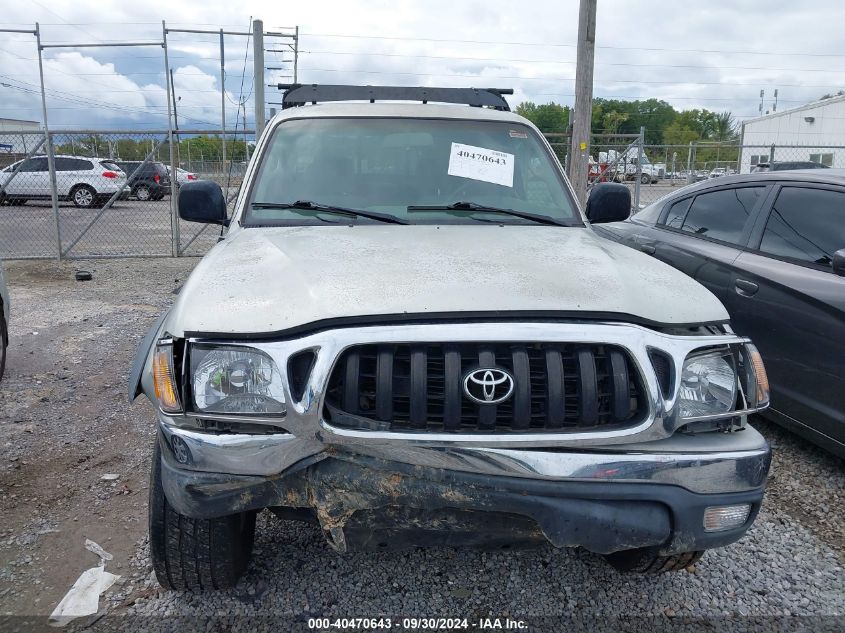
[167,225,728,336]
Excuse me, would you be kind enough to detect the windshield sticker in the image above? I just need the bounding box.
[448,142,515,187]
[508,130,528,138]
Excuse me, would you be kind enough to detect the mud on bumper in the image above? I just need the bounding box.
[157,428,770,557]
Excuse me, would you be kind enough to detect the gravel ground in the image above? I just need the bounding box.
[0,257,843,632]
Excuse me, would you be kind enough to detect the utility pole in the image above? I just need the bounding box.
[219,29,226,172]
[293,26,299,83]
[568,0,597,209]
[253,19,265,137]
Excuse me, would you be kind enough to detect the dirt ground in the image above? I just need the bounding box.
[0,258,196,619]
[0,257,842,630]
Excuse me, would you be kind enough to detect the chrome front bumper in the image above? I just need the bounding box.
[159,419,770,495]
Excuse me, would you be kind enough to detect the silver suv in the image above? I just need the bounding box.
[0,155,127,208]
[130,85,772,590]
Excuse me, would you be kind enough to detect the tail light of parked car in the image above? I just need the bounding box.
[102,171,120,179]
[188,174,197,180]
[154,173,161,183]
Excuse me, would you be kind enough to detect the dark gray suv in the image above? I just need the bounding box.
[116,161,172,201]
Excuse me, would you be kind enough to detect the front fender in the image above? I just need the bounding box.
[128,309,169,403]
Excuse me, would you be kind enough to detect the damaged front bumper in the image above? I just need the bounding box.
[157,421,771,556]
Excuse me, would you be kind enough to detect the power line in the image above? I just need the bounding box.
[29,0,103,43]
[299,49,845,74]
[0,74,218,125]
[300,31,845,58]
[296,66,843,89]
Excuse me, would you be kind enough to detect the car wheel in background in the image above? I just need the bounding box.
[640,173,650,184]
[71,185,96,209]
[135,185,152,201]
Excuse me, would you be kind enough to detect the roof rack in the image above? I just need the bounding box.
[276,84,513,111]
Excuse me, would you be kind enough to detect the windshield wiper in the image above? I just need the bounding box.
[251,200,408,225]
[407,201,570,226]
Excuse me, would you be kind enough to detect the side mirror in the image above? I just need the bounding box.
[585,183,631,224]
[833,249,845,277]
[178,181,228,225]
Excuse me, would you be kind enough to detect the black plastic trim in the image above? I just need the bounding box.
[184,311,730,342]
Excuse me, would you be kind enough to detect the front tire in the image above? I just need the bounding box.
[72,185,96,208]
[149,439,256,590]
[640,173,650,184]
[604,548,704,574]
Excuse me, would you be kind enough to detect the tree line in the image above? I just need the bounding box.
[52,134,252,163]
[515,98,739,146]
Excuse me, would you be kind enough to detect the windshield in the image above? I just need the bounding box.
[243,117,579,226]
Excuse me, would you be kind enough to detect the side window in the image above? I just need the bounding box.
[72,158,93,170]
[662,197,692,229]
[679,187,763,244]
[760,187,845,269]
[20,157,48,172]
[55,157,73,171]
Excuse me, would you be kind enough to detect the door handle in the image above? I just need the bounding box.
[735,279,759,296]
[639,244,656,255]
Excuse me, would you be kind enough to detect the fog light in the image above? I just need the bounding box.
[703,504,751,532]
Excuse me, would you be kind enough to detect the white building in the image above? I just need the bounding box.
[739,93,845,173]
[0,118,42,154]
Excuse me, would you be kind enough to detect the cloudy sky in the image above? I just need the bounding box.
[1,0,844,131]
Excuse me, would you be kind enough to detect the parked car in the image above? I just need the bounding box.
[167,166,199,187]
[708,168,727,179]
[130,84,771,590]
[115,161,172,201]
[752,161,831,173]
[0,155,127,208]
[593,170,845,458]
[0,263,7,381]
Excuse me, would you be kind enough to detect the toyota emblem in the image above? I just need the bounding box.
[463,368,515,405]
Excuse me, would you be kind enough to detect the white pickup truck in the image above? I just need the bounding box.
[129,84,771,590]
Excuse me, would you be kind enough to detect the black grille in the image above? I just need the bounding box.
[324,343,645,433]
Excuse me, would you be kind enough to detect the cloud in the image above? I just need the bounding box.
[0,0,843,129]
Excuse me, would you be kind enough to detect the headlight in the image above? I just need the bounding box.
[191,345,285,415]
[679,349,737,419]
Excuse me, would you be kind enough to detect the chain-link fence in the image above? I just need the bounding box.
[2,129,843,259]
[0,129,255,260]
[541,134,845,210]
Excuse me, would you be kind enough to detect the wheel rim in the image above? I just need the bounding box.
[137,187,150,200]
[75,188,93,207]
